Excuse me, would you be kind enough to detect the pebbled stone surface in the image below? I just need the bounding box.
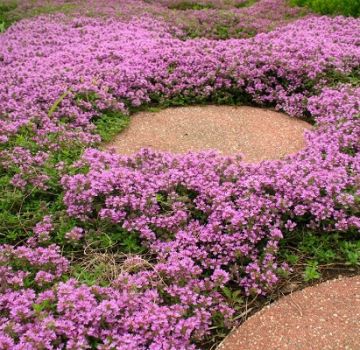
[218,276,360,350]
[105,105,312,162]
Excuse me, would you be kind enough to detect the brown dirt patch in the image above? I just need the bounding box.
[105,105,312,162]
[218,275,360,350]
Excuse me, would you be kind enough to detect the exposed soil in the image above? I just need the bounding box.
[105,105,312,162]
[217,275,360,350]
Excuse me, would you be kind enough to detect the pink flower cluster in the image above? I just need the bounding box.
[9,0,306,39]
[163,0,307,39]
[0,6,359,349]
[0,244,69,289]
[0,275,221,349]
[1,14,358,141]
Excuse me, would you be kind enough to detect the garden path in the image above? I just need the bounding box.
[105,105,312,162]
[218,275,360,350]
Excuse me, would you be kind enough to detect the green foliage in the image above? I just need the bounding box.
[32,299,56,314]
[290,0,360,17]
[48,89,72,117]
[283,252,299,265]
[148,85,254,108]
[234,0,258,8]
[0,1,17,30]
[303,261,321,281]
[235,26,257,37]
[93,109,130,143]
[323,68,360,88]
[298,233,337,263]
[280,229,360,282]
[168,0,258,10]
[167,62,177,74]
[168,1,214,10]
[221,286,244,310]
[298,232,360,266]
[27,3,77,17]
[85,224,145,254]
[214,25,230,39]
[72,262,113,287]
[340,241,360,265]
[0,1,79,31]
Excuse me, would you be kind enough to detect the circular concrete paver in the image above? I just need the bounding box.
[218,276,360,350]
[106,105,312,162]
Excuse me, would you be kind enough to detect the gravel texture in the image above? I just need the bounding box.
[105,105,312,162]
[218,275,360,350]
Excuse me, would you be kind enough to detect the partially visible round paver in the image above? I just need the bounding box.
[218,276,360,350]
[106,105,312,162]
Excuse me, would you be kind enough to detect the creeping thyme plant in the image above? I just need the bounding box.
[0,0,359,349]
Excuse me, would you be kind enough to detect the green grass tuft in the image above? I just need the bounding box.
[290,0,360,17]
[93,109,130,143]
[168,1,215,10]
[234,0,258,8]
[0,1,17,30]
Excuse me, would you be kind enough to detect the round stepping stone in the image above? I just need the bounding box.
[218,276,360,350]
[105,105,312,162]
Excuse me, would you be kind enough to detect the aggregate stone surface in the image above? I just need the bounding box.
[217,276,360,350]
[106,105,312,162]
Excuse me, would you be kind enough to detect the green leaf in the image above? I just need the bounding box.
[303,261,321,282]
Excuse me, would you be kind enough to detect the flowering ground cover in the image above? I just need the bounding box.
[1,0,307,38]
[0,1,359,349]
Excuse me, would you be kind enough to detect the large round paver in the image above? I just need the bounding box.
[106,105,312,162]
[218,276,360,350]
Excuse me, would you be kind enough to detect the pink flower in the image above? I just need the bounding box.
[65,227,84,241]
